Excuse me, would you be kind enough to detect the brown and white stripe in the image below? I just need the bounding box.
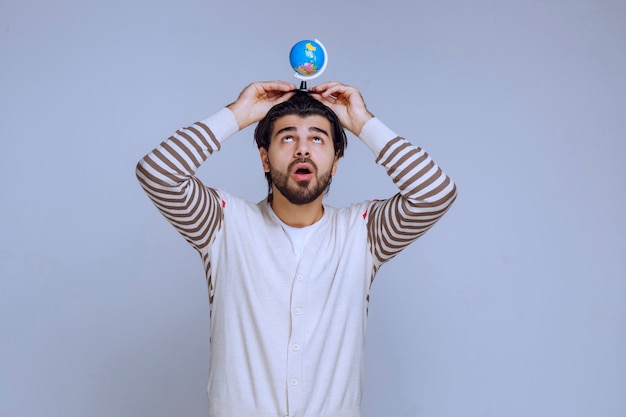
[367,136,457,265]
[136,121,225,298]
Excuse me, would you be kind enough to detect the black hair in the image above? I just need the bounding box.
[253,91,348,194]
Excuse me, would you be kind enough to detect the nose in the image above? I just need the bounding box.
[295,140,310,158]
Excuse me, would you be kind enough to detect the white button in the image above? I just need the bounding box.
[292,344,300,351]
[297,275,303,281]
[294,308,302,316]
[291,378,298,386]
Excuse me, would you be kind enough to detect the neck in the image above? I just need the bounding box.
[269,191,325,228]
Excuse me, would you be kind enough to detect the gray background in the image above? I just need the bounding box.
[1,0,625,416]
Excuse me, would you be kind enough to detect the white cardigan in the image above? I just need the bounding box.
[137,108,457,417]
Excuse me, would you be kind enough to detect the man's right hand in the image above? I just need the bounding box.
[226,81,297,130]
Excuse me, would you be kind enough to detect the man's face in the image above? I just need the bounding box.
[260,114,339,205]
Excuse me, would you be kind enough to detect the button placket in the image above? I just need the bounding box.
[286,271,306,416]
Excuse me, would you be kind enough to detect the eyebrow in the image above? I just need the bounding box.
[274,126,330,137]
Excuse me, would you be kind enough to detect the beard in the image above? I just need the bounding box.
[269,159,333,205]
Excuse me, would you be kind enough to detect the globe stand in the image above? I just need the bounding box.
[298,80,308,91]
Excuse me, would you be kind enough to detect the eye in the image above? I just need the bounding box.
[281,135,294,143]
[312,137,323,144]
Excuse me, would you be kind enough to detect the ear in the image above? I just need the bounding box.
[331,153,340,176]
[259,147,270,173]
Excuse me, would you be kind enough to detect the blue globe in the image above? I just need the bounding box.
[289,39,327,79]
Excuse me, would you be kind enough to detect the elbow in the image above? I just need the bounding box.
[449,179,458,204]
[443,179,458,211]
[135,159,146,182]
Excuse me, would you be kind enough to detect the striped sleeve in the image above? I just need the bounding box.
[361,118,457,265]
[135,108,239,251]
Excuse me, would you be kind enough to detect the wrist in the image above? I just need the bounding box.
[226,102,248,130]
[352,112,374,136]
[358,117,396,156]
[199,108,240,144]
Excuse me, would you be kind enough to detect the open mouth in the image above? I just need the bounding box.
[292,163,315,181]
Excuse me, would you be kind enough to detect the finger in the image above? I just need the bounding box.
[308,91,333,103]
[312,82,355,99]
[310,82,342,96]
[270,90,296,105]
[243,81,295,100]
[259,80,298,92]
[309,94,344,114]
[311,81,343,91]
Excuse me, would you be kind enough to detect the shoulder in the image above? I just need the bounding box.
[215,190,260,210]
[326,200,374,226]
[217,191,277,228]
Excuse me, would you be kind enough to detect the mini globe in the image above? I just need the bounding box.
[289,39,328,81]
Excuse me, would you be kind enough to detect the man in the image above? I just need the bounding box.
[136,81,457,417]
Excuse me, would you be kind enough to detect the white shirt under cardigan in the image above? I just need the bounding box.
[136,108,457,417]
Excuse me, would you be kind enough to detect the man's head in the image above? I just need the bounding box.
[254,92,348,202]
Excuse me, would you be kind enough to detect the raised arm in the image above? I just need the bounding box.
[135,81,296,251]
[365,128,457,265]
[311,82,457,265]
